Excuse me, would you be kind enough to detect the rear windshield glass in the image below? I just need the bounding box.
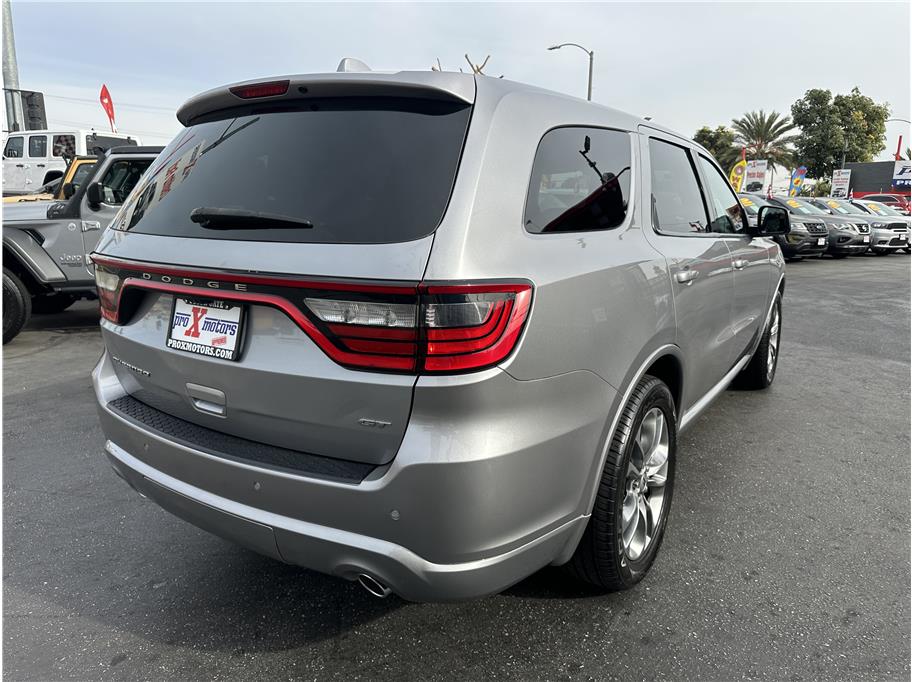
[113,97,472,244]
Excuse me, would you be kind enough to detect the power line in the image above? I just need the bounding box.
[44,93,177,113]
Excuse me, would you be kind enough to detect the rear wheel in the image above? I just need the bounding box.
[565,375,676,591]
[3,268,31,344]
[735,292,781,390]
[31,293,76,315]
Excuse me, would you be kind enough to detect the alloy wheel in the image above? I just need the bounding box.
[622,407,669,561]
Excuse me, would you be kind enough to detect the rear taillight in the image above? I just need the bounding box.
[92,256,532,375]
[303,283,532,373]
[94,266,123,323]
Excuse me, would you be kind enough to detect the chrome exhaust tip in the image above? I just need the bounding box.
[358,573,392,598]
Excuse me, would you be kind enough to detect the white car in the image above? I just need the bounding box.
[2,129,139,196]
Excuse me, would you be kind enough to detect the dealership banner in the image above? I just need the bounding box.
[729,159,747,192]
[743,160,768,193]
[893,160,911,189]
[788,166,807,196]
[831,169,852,198]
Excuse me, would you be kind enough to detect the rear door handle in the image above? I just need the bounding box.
[733,259,748,270]
[36,163,45,168]
[15,164,23,167]
[674,269,698,285]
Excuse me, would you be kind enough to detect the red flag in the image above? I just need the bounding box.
[99,84,116,133]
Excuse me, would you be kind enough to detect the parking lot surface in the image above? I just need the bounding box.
[3,255,910,681]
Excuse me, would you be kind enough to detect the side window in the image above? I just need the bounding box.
[524,127,631,234]
[28,135,48,158]
[52,135,76,158]
[648,138,707,234]
[96,159,153,205]
[697,155,745,234]
[4,136,23,158]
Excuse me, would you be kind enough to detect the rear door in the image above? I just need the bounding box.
[25,134,49,189]
[3,135,26,191]
[695,154,772,363]
[640,131,735,409]
[93,95,473,466]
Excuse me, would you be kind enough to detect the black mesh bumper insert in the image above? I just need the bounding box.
[107,395,374,483]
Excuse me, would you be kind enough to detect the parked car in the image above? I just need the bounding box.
[856,193,911,215]
[91,67,789,601]
[3,155,98,204]
[740,193,828,259]
[2,129,138,196]
[3,146,160,343]
[850,199,912,254]
[766,195,870,258]
[807,197,907,256]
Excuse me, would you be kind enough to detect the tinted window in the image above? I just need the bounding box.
[114,98,471,244]
[28,135,47,158]
[649,138,707,234]
[698,155,744,233]
[524,127,631,233]
[52,134,76,158]
[69,161,96,192]
[95,159,153,205]
[4,136,23,158]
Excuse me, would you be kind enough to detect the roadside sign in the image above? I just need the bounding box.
[831,169,852,198]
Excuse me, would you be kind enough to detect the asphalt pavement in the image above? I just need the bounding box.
[3,254,910,680]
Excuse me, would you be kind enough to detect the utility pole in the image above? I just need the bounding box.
[547,43,594,101]
[2,0,24,132]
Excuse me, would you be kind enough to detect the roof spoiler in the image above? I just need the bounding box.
[176,68,475,126]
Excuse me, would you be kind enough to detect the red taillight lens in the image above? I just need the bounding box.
[92,255,532,375]
[420,284,533,372]
[302,283,532,373]
[229,80,289,99]
[94,266,123,322]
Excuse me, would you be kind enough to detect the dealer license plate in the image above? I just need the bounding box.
[817,237,826,245]
[167,298,245,361]
[863,235,870,243]
[899,234,907,241]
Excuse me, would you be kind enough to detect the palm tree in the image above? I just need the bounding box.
[731,110,798,170]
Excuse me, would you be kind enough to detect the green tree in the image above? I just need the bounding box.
[790,87,890,179]
[693,125,741,169]
[731,110,798,170]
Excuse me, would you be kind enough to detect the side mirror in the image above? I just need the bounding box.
[751,205,790,237]
[62,182,76,199]
[86,182,103,208]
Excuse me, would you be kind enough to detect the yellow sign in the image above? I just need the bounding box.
[787,199,802,208]
[740,197,754,207]
[729,160,747,192]
[827,200,840,208]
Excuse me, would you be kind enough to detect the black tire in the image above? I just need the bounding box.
[3,268,31,344]
[735,291,782,390]
[873,248,891,256]
[830,253,848,259]
[31,293,76,315]
[565,375,676,591]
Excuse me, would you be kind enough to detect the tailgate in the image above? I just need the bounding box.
[94,231,432,466]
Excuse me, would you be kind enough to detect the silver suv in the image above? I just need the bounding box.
[91,67,789,601]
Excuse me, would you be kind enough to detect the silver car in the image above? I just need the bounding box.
[91,66,788,601]
[808,197,908,255]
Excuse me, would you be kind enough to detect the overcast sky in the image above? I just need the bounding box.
[8,1,912,162]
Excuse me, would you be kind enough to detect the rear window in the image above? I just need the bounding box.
[114,98,472,244]
[524,127,631,233]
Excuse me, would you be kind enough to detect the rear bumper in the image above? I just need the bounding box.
[94,351,612,601]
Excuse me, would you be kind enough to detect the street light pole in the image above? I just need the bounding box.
[547,42,594,101]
